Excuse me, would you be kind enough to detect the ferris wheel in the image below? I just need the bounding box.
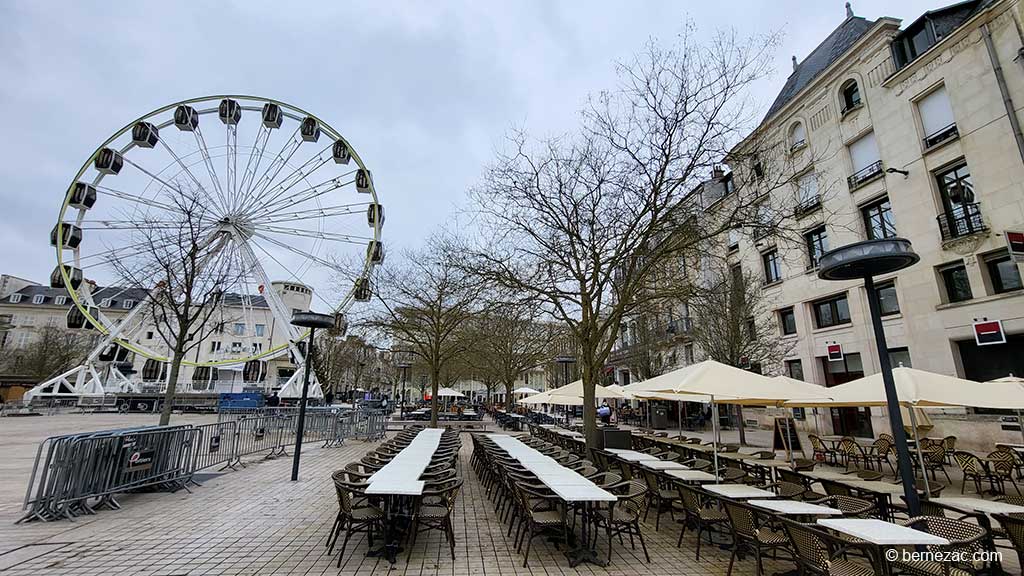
[30,95,384,399]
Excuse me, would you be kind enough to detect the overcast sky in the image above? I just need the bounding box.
[0,0,938,286]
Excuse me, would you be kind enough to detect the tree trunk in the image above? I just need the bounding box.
[504,381,514,413]
[737,405,747,446]
[582,364,597,452]
[429,366,440,428]
[159,346,185,426]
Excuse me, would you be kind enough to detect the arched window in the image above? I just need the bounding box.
[841,79,862,114]
[789,122,807,151]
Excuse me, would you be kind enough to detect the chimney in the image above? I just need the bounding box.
[846,2,853,18]
[791,55,798,72]
[712,165,725,179]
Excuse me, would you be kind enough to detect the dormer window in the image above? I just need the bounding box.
[32,295,45,304]
[55,295,66,305]
[99,298,112,308]
[122,299,135,309]
[9,294,22,303]
[789,122,807,152]
[840,80,862,114]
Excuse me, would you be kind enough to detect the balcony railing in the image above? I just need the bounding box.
[847,160,884,191]
[794,195,822,217]
[923,123,959,149]
[666,317,693,337]
[936,202,987,241]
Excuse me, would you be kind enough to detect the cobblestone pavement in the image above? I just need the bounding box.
[0,425,796,576]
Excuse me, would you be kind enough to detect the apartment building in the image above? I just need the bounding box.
[612,0,1024,447]
[0,274,312,398]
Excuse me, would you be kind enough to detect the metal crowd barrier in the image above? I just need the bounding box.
[20,406,388,523]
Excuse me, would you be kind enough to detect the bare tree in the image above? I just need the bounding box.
[367,239,482,427]
[466,297,560,412]
[688,263,795,443]
[313,334,378,398]
[463,28,809,449]
[0,326,94,381]
[110,187,246,425]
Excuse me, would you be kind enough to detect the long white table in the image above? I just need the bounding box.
[817,518,949,546]
[604,449,660,462]
[366,428,444,496]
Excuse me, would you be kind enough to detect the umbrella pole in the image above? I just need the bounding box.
[908,406,931,498]
[1018,409,1024,445]
[677,401,682,440]
[711,396,720,478]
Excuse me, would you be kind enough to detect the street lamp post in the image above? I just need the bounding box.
[396,352,412,420]
[818,238,922,516]
[289,311,335,482]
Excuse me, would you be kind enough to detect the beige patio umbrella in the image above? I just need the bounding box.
[624,360,828,473]
[519,380,628,405]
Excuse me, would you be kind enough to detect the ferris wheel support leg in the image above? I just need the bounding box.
[23,366,88,401]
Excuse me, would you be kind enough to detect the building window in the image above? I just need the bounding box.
[847,131,882,190]
[122,299,135,309]
[146,331,154,340]
[13,331,31,348]
[874,281,900,316]
[805,226,829,270]
[892,20,936,69]
[31,294,45,304]
[812,293,851,328]
[8,294,22,303]
[795,171,820,215]
[210,341,221,352]
[727,229,741,252]
[54,295,66,305]
[255,324,266,337]
[938,261,973,303]
[935,161,984,240]
[780,308,797,336]
[840,79,861,114]
[984,251,1023,294]
[99,298,112,307]
[861,197,896,239]
[762,250,781,284]
[889,347,912,369]
[684,344,694,364]
[233,323,245,336]
[789,122,807,151]
[918,85,957,148]
[786,359,804,381]
[20,314,35,326]
[231,341,243,353]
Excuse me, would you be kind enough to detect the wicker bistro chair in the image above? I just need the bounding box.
[793,458,818,472]
[780,517,878,576]
[511,482,568,567]
[953,451,998,494]
[593,480,651,563]
[893,516,988,576]
[837,437,867,470]
[943,436,958,465]
[808,495,877,518]
[809,434,838,465]
[674,484,729,559]
[993,512,1024,570]
[721,499,796,576]
[408,478,464,560]
[917,444,952,484]
[587,471,622,489]
[329,472,385,566]
[987,450,1021,495]
[762,481,810,500]
[639,468,678,530]
[860,437,896,475]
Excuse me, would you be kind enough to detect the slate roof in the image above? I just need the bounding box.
[763,16,877,122]
[3,285,268,309]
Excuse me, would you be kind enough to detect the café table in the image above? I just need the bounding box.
[817,518,950,576]
[931,497,1024,573]
[702,484,778,500]
[748,499,842,516]
[638,460,689,471]
[604,449,660,462]
[664,469,719,483]
[837,480,916,521]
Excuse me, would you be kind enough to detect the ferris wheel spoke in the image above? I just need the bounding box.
[251,231,354,277]
[243,144,334,217]
[225,122,239,212]
[192,126,232,215]
[260,224,371,245]
[157,139,227,216]
[243,126,303,210]
[247,173,356,221]
[95,185,180,214]
[249,202,372,225]
[78,219,207,230]
[247,238,337,310]
[236,124,273,211]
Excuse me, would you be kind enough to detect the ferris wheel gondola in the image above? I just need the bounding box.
[27,95,384,401]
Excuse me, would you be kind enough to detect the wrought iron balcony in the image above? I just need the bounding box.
[794,195,822,217]
[923,123,959,149]
[666,317,693,337]
[937,202,987,241]
[847,160,883,191]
